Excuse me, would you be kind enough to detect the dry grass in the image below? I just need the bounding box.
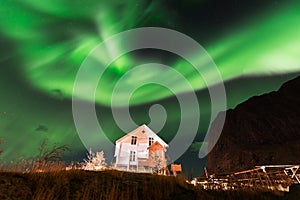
[0,159,66,173]
[0,170,191,200]
[0,169,288,200]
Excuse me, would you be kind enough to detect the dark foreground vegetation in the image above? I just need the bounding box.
[0,170,296,200]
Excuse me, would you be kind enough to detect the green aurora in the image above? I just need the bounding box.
[0,0,300,173]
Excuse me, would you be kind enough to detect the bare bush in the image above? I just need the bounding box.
[82,149,107,171]
[35,138,70,171]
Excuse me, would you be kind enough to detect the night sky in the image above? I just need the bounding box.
[0,0,300,174]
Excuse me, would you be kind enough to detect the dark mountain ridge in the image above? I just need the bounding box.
[206,75,300,174]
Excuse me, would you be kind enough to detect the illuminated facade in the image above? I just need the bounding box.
[114,124,168,172]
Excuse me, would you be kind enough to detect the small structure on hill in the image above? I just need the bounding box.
[171,164,182,176]
[114,124,168,174]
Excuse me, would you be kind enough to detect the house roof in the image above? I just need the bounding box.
[116,124,168,148]
[147,141,164,150]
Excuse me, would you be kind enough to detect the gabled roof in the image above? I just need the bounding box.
[116,124,168,148]
[147,141,164,150]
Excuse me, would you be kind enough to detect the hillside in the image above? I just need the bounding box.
[206,76,300,174]
[0,170,283,199]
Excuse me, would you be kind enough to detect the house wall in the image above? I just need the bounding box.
[116,144,167,168]
[116,142,149,166]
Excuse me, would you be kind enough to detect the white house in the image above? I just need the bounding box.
[114,124,168,172]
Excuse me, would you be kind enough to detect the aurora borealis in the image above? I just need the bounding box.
[1,0,300,174]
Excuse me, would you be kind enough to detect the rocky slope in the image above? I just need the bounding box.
[206,75,300,174]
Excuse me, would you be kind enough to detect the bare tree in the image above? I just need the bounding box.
[37,138,70,163]
[83,148,107,171]
[150,151,163,174]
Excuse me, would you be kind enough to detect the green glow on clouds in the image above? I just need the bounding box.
[0,1,299,106]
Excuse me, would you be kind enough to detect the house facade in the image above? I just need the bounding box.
[114,124,168,172]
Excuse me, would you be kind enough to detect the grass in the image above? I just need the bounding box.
[0,169,289,200]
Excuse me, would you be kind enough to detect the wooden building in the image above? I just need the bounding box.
[114,124,168,173]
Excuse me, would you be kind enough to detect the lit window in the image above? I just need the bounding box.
[149,137,154,146]
[130,151,136,162]
[131,136,137,145]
